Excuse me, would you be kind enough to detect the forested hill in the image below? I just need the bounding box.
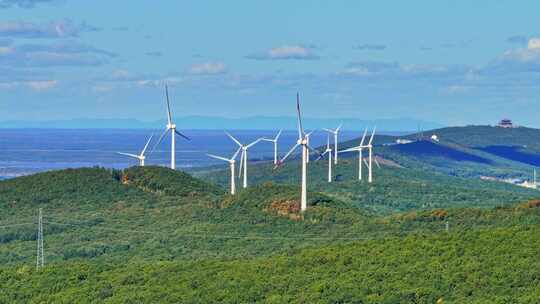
[408,125,540,151]
[2,166,540,302]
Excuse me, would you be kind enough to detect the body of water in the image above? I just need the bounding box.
[0,129,395,179]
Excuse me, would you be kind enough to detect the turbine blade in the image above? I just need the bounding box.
[206,153,230,162]
[149,128,169,155]
[225,131,243,147]
[174,129,190,141]
[117,152,140,159]
[359,128,368,146]
[336,123,343,132]
[275,129,282,140]
[246,138,262,149]
[368,127,377,145]
[339,147,359,153]
[296,93,304,138]
[165,84,172,125]
[374,157,381,168]
[327,134,330,149]
[322,128,334,133]
[140,134,154,156]
[363,158,369,168]
[231,147,242,160]
[238,151,245,178]
[306,144,323,160]
[279,143,300,164]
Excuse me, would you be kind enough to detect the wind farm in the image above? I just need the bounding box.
[3,1,540,303]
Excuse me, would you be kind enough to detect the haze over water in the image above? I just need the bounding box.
[0,129,389,179]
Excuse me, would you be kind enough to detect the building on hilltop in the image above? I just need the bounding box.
[498,119,514,128]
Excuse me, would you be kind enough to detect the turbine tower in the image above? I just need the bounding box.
[277,93,320,212]
[152,85,190,169]
[206,148,242,194]
[367,127,376,183]
[36,208,44,271]
[117,134,153,166]
[321,134,333,182]
[363,155,381,180]
[305,130,314,163]
[339,128,368,180]
[262,129,282,165]
[225,132,262,188]
[323,124,342,165]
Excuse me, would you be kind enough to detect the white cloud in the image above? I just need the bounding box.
[0,46,13,55]
[0,79,57,91]
[188,62,227,75]
[0,19,99,39]
[246,45,319,60]
[26,80,57,91]
[528,38,540,50]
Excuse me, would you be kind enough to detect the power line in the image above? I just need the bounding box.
[0,222,34,229]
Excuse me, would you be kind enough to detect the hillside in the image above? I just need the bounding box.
[2,165,540,302]
[0,167,375,265]
[336,125,540,180]
[3,206,540,302]
[196,155,539,214]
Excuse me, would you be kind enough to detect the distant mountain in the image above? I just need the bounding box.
[0,116,443,131]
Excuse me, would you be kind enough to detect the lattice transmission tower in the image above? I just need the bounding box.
[36,208,44,271]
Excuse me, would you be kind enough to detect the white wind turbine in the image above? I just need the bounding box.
[323,124,342,165]
[151,85,190,170]
[117,135,153,166]
[339,128,368,181]
[366,127,377,183]
[321,134,333,183]
[225,132,262,189]
[261,129,282,165]
[276,93,321,212]
[206,147,242,195]
[339,127,377,182]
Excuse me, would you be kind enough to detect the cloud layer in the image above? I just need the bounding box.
[354,44,386,51]
[246,45,319,60]
[0,0,55,8]
[0,41,116,67]
[188,62,227,75]
[0,19,98,38]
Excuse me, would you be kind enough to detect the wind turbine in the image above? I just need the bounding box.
[262,129,282,165]
[339,128,368,181]
[276,93,321,212]
[206,148,242,194]
[366,127,376,183]
[339,127,377,182]
[117,135,153,166]
[321,134,333,183]
[225,132,262,189]
[151,85,190,170]
[323,124,342,165]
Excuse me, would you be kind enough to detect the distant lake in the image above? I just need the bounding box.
[0,129,401,179]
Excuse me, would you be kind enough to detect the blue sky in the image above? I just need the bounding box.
[1,0,540,126]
